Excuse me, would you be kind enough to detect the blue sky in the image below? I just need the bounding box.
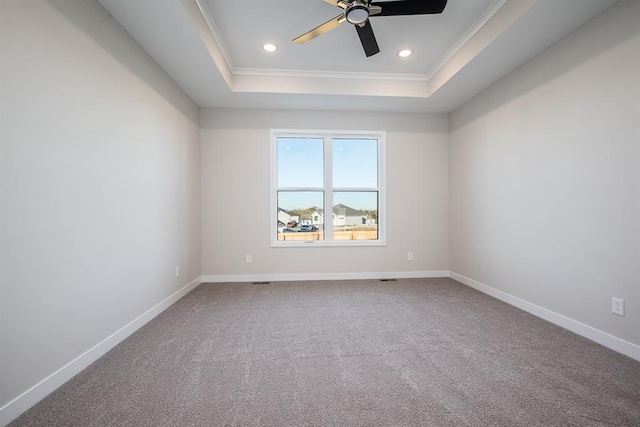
[277,137,378,211]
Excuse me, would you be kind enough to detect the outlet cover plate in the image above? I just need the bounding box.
[612,297,624,316]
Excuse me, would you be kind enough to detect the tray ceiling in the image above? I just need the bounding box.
[97,0,621,113]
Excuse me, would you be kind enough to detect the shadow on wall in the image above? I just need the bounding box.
[450,0,639,131]
[45,0,199,126]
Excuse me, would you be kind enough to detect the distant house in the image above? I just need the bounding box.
[333,208,346,226]
[277,208,299,230]
[332,204,375,227]
[300,210,324,226]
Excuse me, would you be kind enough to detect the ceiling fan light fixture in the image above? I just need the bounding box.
[263,43,278,52]
[346,4,369,24]
[398,49,413,58]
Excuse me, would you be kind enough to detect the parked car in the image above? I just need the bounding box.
[282,228,296,233]
[299,225,318,232]
[286,221,298,228]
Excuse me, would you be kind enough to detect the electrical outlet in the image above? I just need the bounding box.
[408,252,413,261]
[246,255,252,264]
[612,297,624,316]
[175,266,180,278]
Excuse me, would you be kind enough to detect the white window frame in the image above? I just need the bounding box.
[270,129,386,247]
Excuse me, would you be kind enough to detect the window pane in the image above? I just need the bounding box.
[277,191,324,241]
[277,137,323,188]
[333,192,378,240]
[333,138,377,188]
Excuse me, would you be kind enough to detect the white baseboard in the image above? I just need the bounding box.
[450,271,640,362]
[201,270,451,283]
[0,276,202,427]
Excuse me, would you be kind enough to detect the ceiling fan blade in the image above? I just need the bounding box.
[324,0,350,9]
[371,0,447,16]
[355,20,380,57]
[292,14,347,44]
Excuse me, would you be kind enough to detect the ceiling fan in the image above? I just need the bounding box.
[292,0,448,57]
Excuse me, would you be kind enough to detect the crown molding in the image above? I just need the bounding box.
[425,0,508,81]
[234,67,429,82]
[427,0,538,95]
[194,0,235,70]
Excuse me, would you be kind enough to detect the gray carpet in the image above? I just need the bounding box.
[9,278,640,426]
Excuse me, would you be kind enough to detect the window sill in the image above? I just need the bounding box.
[270,240,386,248]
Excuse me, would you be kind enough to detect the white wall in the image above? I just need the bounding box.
[2,0,637,423]
[0,0,201,422]
[201,109,449,280]
[450,0,640,349]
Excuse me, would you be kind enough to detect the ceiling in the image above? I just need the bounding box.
[97,0,620,113]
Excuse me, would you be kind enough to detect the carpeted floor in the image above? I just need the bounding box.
[9,278,640,426]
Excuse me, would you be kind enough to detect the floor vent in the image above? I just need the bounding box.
[380,279,398,282]
[252,281,270,285]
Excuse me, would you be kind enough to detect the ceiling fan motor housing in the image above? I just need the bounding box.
[346,0,370,24]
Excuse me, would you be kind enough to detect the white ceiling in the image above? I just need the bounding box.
[97,0,620,113]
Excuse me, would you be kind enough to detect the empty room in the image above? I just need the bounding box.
[1,0,639,425]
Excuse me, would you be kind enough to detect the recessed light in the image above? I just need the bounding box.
[398,49,412,58]
[263,43,277,52]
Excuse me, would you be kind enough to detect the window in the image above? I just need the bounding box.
[270,129,386,247]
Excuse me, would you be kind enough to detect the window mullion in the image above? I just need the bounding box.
[324,136,333,242]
